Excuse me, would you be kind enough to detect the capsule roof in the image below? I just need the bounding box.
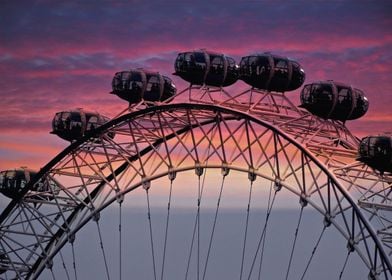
[51,109,112,142]
[239,53,305,92]
[300,80,369,121]
[0,168,60,200]
[174,50,239,87]
[358,135,392,174]
[111,69,176,104]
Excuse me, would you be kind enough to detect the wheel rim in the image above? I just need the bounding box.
[0,103,390,279]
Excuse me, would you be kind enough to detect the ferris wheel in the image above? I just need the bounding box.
[0,50,391,280]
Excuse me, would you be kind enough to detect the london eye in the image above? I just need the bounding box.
[0,50,390,279]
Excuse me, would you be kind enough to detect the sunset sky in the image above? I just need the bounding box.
[0,0,391,171]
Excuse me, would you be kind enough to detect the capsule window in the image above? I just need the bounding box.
[175,54,185,71]
[312,84,333,101]
[249,56,258,75]
[112,73,122,89]
[301,85,312,103]
[129,72,143,92]
[356,89,368,111]
[193,52,206,71]
[194,52,205,63]
[20,178,26,189]
[336,87,351,104]
[120,72,130,90]
[185,53,193,62]
[240,57,248,68]
[146,75,160,92]
[359,137,369,155]
[69,113,82,131]
[274,58,288,74]
[239,57,249,76]
[292,61,299,71]
[369,137,378,156]
[87,116,98,131]
[376,138,390,156]
[163,77,175,91]
[53,113,62,130]
[60,112,71,130]
[163,77,171,87]
[210,55,224,74]
[184,53,195,70]
[227,57,235,68]
[6,171,15,188]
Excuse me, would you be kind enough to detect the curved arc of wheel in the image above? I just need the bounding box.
[33,165,379,278]
[1,103,391,278]
[43,104,392,276]
[0,108,233,279]
[25,115,225,279]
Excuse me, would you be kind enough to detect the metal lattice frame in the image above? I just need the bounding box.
[0,102,390,279]
[179,85,392,254]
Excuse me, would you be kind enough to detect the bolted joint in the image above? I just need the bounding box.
[44,256,53,269]
[346,238,355,252]
[323,213,332,227]
[168,168,177,181]
[92,211,100,222]
[195,163,204,177]
[221,163,230,177]
[248,167,256,182]
[68,232,75,244]
[116,192,124,204]
[142,179,151,190]
[274,178,282,192]
[299,194,308,207]
[367,269,378,280]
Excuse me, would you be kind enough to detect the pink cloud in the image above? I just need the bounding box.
[1,0,390,174]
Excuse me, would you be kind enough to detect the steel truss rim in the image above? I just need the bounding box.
[1,102,391,278]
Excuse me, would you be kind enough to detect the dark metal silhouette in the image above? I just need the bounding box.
[174,50,239,87]
[51,109,112,142]
[300,81,369,121]
[0,252,9,274]
[1,49,390,279]
[358,135,392,174]
[239,53,305,92]
[111,69,176,103]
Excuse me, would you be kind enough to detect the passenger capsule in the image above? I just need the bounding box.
[239,53,305,92]
[111,69,176,103]
[300,81,369,121]
[174,50,239,87]
[0,169,60,200]
[358,135,392,174]
[51,109,113,142]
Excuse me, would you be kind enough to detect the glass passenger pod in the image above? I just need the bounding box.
[174,50,238,87]
[143,71,164,102]
[162,75,177,101]
[111,70,146,103]
[0,169,60,200]
[51,109,112,142]
[239,53,305,92]
[111,69,176,103]
[300,81,368,121]
[358,136,392,174]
